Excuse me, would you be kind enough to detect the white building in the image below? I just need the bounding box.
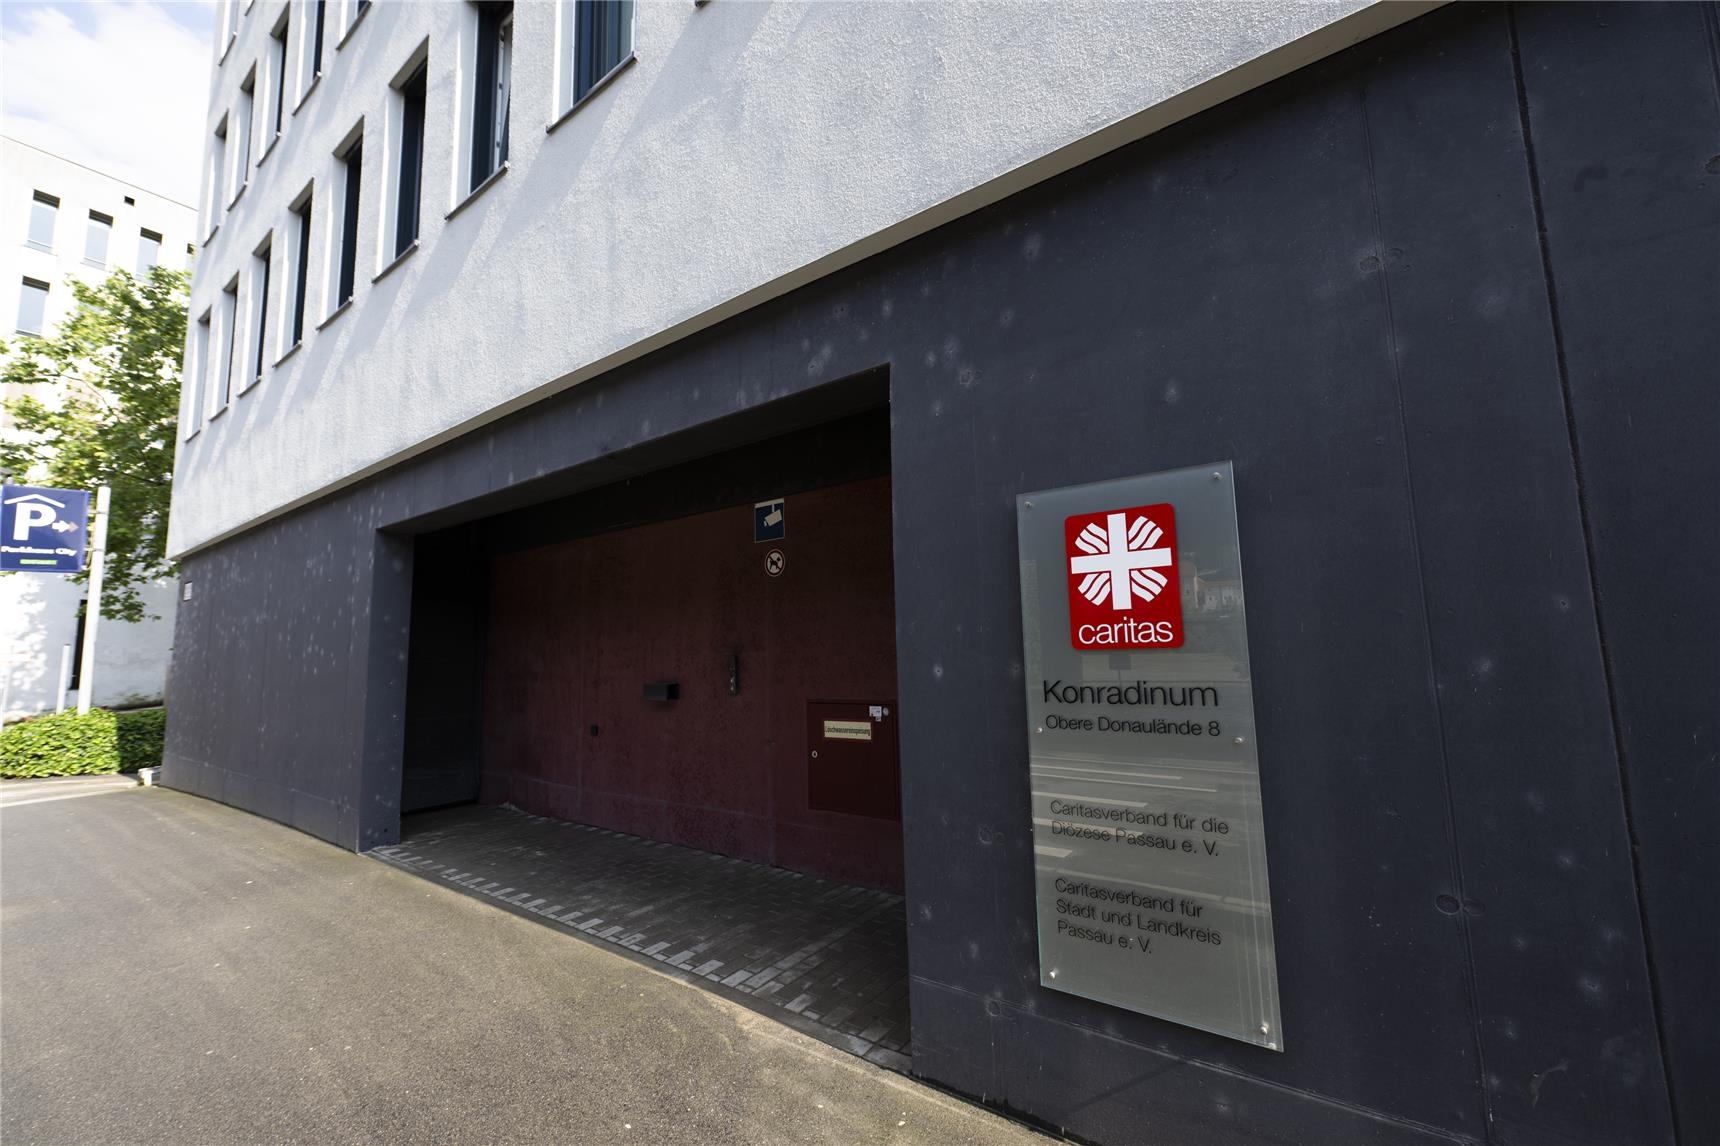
[1,137,197,721]
[166,0,1429,552]
[163,4,1718,1146]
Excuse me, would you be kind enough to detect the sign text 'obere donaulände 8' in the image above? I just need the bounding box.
[1017,461,1282,1050]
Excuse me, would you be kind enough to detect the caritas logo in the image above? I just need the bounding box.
[1064,504,1184,650]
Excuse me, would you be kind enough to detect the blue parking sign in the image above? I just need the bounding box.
[1,485,90,572]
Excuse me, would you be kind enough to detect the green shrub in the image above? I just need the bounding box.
[0,707,167,779]
[115,708,167,773]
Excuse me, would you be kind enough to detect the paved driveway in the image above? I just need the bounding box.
[0,783,1050,1145]
[376,805,911,1069]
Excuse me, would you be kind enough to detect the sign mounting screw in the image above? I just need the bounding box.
[1234,736,1246,745]
[1212,471,1224,481]
[1024,500,1034,509]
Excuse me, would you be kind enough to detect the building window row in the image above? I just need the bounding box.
[186,178,313,433]
[186,0,635,439]
[205,0,634,239]
[23,190,165,275]
[202,1,365,241]
[216,0,368,70]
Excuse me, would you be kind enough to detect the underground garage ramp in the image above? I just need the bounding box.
[373,804,911,1068]
[391,432,912,1066]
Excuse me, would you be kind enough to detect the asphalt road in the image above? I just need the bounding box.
[0,773,144,809]
[0,783,1049,1146]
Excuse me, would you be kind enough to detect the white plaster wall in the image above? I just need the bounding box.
[0,573,177,722]
[169,0,1434,557]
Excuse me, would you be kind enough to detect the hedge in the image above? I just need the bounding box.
[0,707,167,779]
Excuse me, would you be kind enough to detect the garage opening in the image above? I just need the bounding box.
[389,404,910,1065]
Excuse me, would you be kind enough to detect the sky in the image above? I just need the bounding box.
[2,1,215,206]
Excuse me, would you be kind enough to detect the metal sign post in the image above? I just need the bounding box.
[75,486,110,716]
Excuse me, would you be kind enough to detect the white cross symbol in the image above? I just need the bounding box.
[1069,512,1173,610]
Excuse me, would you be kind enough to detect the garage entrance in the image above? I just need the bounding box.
[480,469,901,891]
[391,404,909,1060]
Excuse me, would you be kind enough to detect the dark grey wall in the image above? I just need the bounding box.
[1509,7,1720,1138]
[168,493,392,846]
[165,6,1718,1144]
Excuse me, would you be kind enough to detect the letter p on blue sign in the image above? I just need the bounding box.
[1,485,90,572]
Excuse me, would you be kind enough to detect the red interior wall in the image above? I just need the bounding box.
[480,476,902,891]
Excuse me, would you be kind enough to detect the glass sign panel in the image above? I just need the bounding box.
[1017,460,1282,1050]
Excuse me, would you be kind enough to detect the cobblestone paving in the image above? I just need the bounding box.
[372,805,911,1069]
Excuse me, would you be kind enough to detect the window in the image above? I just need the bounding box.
[303,0,327,93]
[138,229,163,275]
[219,278,239,410]
[234,69,256,199]
[84,212,112,267]
[205,117,228,236]
[270,15,289,139]
[16,278,48,335]
[250,239,272,385]
[567,1,633,108]
[27,192,58,250]
[470,2,512,191]
[190,309,211,434]
[218,0,237,55]
[393,60,427,258]
[335,135,362,309]
[289,191,312,346]
[296,0,326,103]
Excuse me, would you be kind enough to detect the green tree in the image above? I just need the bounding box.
[1,266,189,622]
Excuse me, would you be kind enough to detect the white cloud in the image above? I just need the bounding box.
[2,2,214,205]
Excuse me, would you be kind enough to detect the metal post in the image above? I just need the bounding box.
[75,485,110,716]
[56,644,70,713]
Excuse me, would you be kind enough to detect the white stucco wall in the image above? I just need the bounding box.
[169,0,1435,557]
[1,138,193,721]
[1,574,177,722]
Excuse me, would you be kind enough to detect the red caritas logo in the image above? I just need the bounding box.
[1065,504,1184,650]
